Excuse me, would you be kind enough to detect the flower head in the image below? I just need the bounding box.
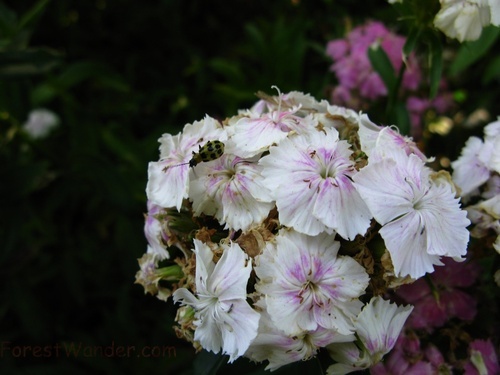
[258,127,371,239]
[327,297,413,374]
[326,21,421,108]
[434,0,498,42]
[245,301,354,371]
[189,154,273,232]
[255,229,369,336]
[146,116,227,210]
[353,148,470,278]
[22,108,59,139]
[172,240,260,362]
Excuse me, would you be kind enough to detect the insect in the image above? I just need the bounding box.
[168,140,225,169]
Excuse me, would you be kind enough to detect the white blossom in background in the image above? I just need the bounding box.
[354,148,470,278]
[451,118,500,262]
[172,240,260,362]
[451,136,492,196]
[146,115,227,210]
[433,0,500,42]
[327,297,413,374]
[22,108,59,139]
[254,229,369,336]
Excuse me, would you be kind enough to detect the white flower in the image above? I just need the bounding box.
[489,0,500,25]
[452,119,500,196]
[22,108,59,139]
[230,103,311,158]
[327,297,413,374]
[144,201,170,260]
[146,116,226,210]
[254,229,369,336]
[189,154,274,231]
[172,240,260,362]
[245,301,355,371]
[327,343,373,375]
[257,127,372,240]
[353,148,470,278]
[434,0,494,42]
[482,119,500,173]
[353,297,413,362]
[358,114,427,162]
[452,136,491,196]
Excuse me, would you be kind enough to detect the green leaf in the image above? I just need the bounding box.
[428,34,443,98]
[56,61,129,92]
[368,44,397,94]
[18,0,52,31]
[0,48,61,77]
[393,101,411,136]
[403,26,421,57]
[449,26,500,76]
[0,3,17,38]
[483,55,500,84]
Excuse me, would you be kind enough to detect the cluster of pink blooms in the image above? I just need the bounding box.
[132,89,499,374]
[326,21,454,136]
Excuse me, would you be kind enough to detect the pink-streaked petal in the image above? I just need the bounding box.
[354,297,413,359]
[313,175,371,240]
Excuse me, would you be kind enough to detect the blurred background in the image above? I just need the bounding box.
[1,0,498,374]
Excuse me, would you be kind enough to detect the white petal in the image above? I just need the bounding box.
[146,161,190,210]
[313,176,372,240]
[452,136,490,195]
[353,157,418,225]
[194,310,224,355]
[354,297,413,359]
[209,242,252,300]
[172,287,199,307]
[419,184,470,258]
[220,300,261,362]
[380,213,442,278]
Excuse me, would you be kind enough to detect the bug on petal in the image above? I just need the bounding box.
[190,140,225,167]
[166,140,225,170]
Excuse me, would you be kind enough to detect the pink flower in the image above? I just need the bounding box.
[464,339,500,375]
[326,21,422,108]
[396,258,480,330]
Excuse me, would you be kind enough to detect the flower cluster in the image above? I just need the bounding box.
[137,89,472,372]
[325,21,453,136]
[452,118,500,255]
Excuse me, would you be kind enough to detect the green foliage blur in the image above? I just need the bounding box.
[0,0,499,374]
